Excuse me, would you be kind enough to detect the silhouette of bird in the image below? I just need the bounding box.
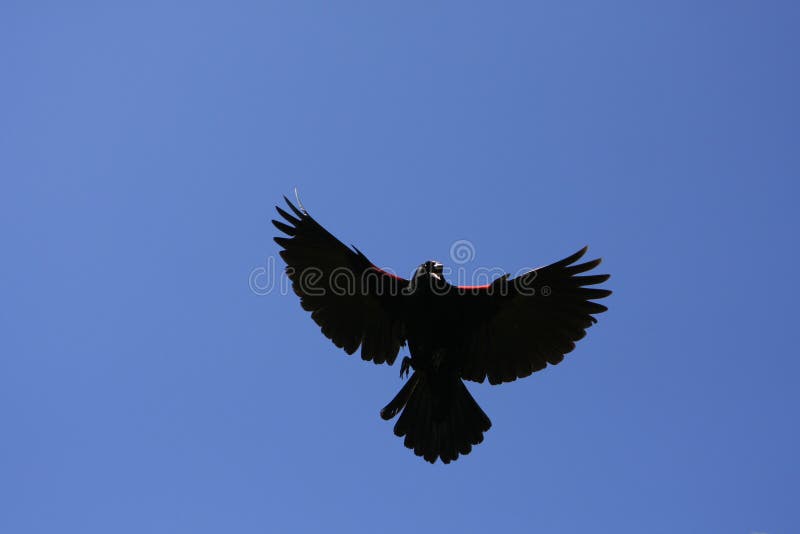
[273,195,611,463]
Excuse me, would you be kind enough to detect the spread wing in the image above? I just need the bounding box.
[273,197,409,365]
[457,247,611,384]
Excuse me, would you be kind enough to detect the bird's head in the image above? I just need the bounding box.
[414,260,445,282]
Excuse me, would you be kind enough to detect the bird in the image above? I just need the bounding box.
[272,194,611,464]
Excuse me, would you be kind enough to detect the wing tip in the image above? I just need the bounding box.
[569,246,589,264]
[272,218,296,236]
[549,246,590,269]
[283,194,306,219]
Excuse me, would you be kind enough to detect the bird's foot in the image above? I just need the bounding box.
[400,356,413,379]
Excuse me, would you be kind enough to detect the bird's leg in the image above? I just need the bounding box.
[400,356,414,379]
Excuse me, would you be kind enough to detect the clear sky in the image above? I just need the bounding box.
[2,2,798,533]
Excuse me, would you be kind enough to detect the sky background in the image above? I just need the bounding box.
[2,2,799,533]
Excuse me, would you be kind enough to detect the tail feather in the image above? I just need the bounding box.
[380,373,419,421]
[451,385,473,455]
[443,409,459,462]
[382,371,491,464]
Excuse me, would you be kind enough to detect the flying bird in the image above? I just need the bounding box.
[273,195,611,464]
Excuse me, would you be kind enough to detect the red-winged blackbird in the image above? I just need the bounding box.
[273,196,611,464]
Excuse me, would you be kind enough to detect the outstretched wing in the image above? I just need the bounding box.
[273,197,409,365]
[457,247,611,385]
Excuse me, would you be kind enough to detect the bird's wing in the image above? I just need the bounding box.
[273,197,409,365]
[456,247,611,384]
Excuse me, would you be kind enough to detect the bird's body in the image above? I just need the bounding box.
[379,274,494,463]
[273,196,610,463]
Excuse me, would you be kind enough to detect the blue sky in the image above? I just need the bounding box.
[2,2,798,533]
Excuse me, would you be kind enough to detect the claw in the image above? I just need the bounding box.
[400,356,413,379]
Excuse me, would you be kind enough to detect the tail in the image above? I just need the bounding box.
[380,371,492,464]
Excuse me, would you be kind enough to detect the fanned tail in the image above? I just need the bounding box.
[381,371,491,464]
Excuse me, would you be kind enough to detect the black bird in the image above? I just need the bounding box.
[273,196,611,463]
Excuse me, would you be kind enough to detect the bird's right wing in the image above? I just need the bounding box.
[273,197,409,365]
[456,247,611,384]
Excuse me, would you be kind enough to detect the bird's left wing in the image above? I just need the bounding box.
[455,247,611,384]
[273,197,409,365]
